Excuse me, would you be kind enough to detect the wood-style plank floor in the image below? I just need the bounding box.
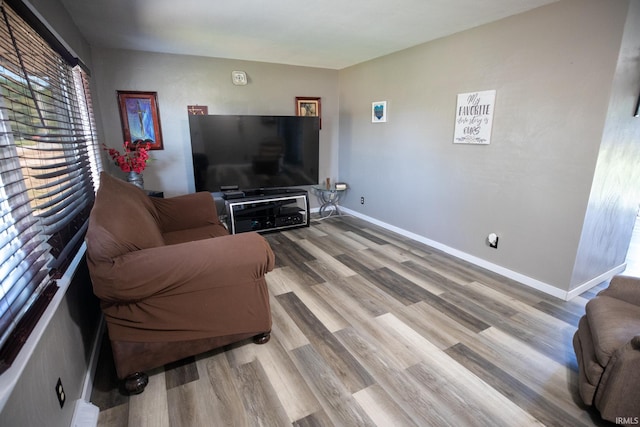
[90,214,628,427]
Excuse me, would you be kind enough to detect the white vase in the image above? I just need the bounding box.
[127,171,144,189]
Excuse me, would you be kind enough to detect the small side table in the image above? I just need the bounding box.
[312,185,347,217]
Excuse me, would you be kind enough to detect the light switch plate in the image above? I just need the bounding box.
[232,71,247,85]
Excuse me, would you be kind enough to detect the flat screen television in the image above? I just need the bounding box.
[188,115,320,192]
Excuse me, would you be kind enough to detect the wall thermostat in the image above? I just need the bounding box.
[232,71,247,85]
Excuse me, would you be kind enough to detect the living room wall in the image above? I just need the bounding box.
[570,0,640,290]
[2,1,636,425]
[90,48,340,198]
[337,0,638,295]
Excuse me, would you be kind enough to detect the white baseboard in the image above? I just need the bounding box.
[338,207,621,301]
[72,317,105,427]
[565,263,627,300]
[70,399,99,427]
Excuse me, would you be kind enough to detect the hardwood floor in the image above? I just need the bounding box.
[91,215,621,426]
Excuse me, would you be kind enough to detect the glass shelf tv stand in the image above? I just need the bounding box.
[224,189,309,234]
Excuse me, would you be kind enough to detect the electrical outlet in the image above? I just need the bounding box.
[488,233,499,249]
[55,378,65,408]
[360,197,365,204]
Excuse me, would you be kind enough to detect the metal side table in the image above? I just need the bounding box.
[312,185,347,217]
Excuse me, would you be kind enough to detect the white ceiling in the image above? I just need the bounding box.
[59,0,558,70]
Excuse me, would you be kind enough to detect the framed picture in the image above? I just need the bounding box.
[453,90,496,145]
[372,101,387,123]
[187,105,208,115]
[295,96,321,128]
[117,91,163,150]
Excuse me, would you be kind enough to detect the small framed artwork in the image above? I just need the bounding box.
[187,105,208,115]
[372,101,387,123]
[117,91,163,150]
[296,97,321,128]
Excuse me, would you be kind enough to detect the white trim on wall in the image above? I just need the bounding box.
[565,264,627,300]
[338,207,623,301]
[69,317,104,427]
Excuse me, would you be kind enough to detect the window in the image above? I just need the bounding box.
[0,2,102,372]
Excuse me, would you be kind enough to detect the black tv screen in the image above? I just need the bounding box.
[188,115,320,192]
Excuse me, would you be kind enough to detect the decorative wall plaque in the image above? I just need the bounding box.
[187,105,208,115]
[372,101,387,123]
[454,90,496,145]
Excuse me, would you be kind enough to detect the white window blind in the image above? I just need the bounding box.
[0,1,102,372]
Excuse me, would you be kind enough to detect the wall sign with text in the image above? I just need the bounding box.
[454,90,496,145]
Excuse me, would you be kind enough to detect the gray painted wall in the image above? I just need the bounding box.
[337,0,637,293]
[1,260,101,427]
[2,0,637,424]
[24,0,92,67]
[570,0,640,289]
[90,49,340,199]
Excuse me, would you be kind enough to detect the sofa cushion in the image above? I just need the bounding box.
[86,172,164,260]
[598,275,640,306]
[586,295,640,367]
[162,223,229,246]
[151,192,222,233]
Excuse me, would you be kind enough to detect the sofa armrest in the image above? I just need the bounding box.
[92,232,274,303]
[594,335,640,422]
[151,192,221,233]
[599,275,640,306]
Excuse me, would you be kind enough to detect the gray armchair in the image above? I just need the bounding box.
[573,275,640,423]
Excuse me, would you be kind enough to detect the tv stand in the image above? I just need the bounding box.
[243,187,305,196]
[224,189,309,234]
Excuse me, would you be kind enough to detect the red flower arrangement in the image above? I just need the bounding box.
[104,141,151,173]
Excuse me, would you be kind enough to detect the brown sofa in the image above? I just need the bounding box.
[86,172,274,393]
[573,275,640,424]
